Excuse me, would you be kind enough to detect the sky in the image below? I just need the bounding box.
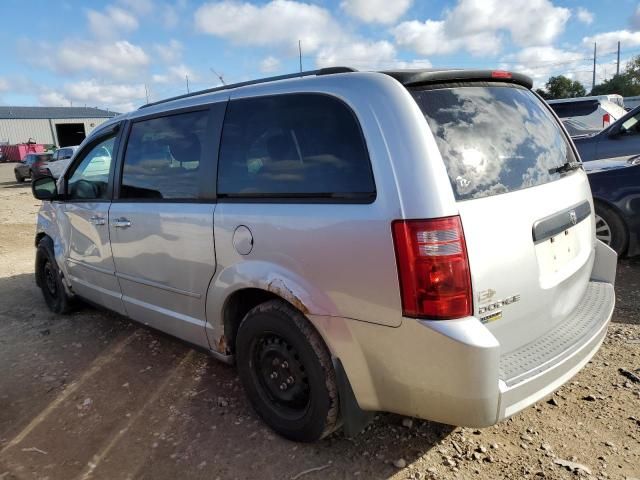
[1,0,639,112]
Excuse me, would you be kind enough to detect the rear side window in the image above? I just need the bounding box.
[411,84,574,201]
[549,100,598,118]
[120,110,208,200]
[217,94,375,201]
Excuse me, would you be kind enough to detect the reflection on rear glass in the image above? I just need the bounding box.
[411,85,573,201]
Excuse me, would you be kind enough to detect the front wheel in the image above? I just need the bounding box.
[36,237,74,314]
[14,171,24,183]
[236,300,340,442]
[594,203,627,256]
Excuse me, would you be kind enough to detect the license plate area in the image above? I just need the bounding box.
[535,227,581,287]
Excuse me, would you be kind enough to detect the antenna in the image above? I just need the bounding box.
[210,68,226,85]
[186,74,190,93]
[298,40,302,73]
[144,83,150,103]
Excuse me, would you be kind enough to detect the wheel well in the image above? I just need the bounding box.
[35,232,47,248]
[223,288,281,353]
[593,198,629,254]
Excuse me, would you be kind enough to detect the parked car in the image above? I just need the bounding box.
[581,159,640,258]
[574,105,640,162]
[47,146,79,179]
[14,152,53,182]
[31,67,616,442]
[548,95,627,130]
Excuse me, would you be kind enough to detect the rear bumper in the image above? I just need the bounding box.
[309,281,614,428]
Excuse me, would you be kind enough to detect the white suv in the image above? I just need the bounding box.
[47,145,78,179]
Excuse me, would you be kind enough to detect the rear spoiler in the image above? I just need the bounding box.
[382,69,533,90]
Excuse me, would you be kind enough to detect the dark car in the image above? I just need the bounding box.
[584,158,640,257]
[14,153,53,183]
[573,105,640,162]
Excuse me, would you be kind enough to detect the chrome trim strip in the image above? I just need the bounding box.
[66,257,115,276]
[116,272,202,299]
[532,200,591,243]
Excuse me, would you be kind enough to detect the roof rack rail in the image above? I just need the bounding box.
[139,66,357,109]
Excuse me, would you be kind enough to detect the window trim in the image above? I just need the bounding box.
[60,123,122,203]
[216,92,377,204]
[112,103,226,203]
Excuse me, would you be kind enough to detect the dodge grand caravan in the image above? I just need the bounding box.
[31,67,617,442]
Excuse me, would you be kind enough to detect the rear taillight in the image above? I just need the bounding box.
[392,216,472,319]
[603,113,611,128]
[491,70,512,79]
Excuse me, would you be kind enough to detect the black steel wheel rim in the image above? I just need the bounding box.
[251,333,310,420]
[43,260,57,297]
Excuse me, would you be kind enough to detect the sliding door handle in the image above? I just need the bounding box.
[112,217,132,229]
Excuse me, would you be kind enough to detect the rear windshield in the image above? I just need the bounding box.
[411,84,574,201]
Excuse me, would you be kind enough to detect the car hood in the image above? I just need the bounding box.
[583,156,640,174]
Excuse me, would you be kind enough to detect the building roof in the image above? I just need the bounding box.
[0,106,119,120]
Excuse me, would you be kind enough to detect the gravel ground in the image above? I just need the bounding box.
[0,162,638,480]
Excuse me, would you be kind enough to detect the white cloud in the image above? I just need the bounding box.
[195,0,344,52]
[583,30,640,52]
[154,39,183,63]
[393,0,570,57]
[55,40,150,80]
[0,77,9,92]
[576,7,593,25]
[40,80,145,112]
[630,5,640,30]
[152,64,199,84]
[87,5,139,38]
[117,0,154,15]
[163,4,180,28]
[502,46,588,88]
[260,56,281,73]
[341,0,412,24]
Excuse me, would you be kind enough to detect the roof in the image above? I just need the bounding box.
[140,67,534,110]
[0,106,119,120]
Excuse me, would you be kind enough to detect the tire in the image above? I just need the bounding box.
[35,237,74,314]
[594,202,627,256]
[236,300,340,442]
[14,171,24,183]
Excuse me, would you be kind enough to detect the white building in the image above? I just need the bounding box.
[0,106,118,147]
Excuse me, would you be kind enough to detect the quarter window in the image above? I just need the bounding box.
[67,135,116,200]
[217,94,375,201]
[120,110,208,200]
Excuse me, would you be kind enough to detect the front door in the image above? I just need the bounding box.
[109,107,222,347]
[63,132,125,314]
[597,110,640,161]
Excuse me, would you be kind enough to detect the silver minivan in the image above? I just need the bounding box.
[31,67,617,442]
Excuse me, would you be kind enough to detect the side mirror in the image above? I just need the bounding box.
[32,176,59,201]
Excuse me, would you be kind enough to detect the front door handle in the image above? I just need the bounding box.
[89,215,106,226]
[112,217,132,229]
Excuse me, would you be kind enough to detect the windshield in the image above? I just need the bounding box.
[410,84,575,201]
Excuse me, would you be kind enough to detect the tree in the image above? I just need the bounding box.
[591,73,640,96]
[538,75,586,100]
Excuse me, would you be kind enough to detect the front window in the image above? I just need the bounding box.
[67,136,116,200]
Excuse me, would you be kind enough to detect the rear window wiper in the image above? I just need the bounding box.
[548,161,582,175]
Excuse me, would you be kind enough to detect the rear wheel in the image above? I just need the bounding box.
[36,237,74,314]
[236,300,339,442]
[14,170,24,183]
[594,203,627,256]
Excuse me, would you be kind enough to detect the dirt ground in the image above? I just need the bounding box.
[0,162,638,480]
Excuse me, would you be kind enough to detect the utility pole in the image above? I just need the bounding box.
[298,40,302,73]
[144,84,150,104]
[617,41,621,76]
[186,74,190,93]
[592,42,597,92]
